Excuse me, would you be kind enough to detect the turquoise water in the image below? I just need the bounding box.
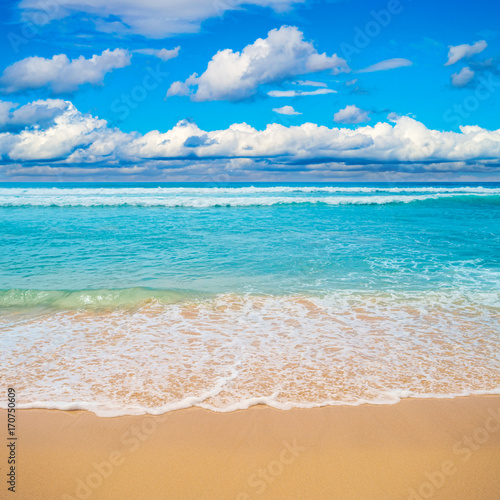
[1,183,499,415]
[1,182,500,296]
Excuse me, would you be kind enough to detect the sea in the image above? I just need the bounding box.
[0,182,499,416]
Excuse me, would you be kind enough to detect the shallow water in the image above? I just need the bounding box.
[1,182,499,415]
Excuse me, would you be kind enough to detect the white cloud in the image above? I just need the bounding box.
[345,79,358,86]
[445,40,487,66]
[268,88,336,97]
[451,67,475,88]
[0,99,68,131]
[0,49,131,94]
[0,101,15,127]
[0,100,127,161]
[1,100,499,174]
[133,47,180,61]
[295,80,328,87]
[18,0,306,38]
[333,105,370,124]
[167,26,349,101]
[273,105,301,115]
[357,58,413,73]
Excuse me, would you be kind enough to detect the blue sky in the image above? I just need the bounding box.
[0,0,499,181]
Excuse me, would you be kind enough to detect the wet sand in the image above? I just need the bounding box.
[2,396,500,499]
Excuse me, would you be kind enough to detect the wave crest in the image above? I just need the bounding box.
[0,192,499,207]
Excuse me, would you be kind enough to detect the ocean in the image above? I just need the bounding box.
[1,182,499,416]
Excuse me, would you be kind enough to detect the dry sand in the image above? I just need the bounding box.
[2,396,500,499]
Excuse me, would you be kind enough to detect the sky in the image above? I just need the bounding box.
[0,0,499,182]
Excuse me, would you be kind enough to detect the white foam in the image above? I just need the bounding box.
[8,388,500,417]
[1,186,500,196]
[0,192,497,207]
[1,292,499,416]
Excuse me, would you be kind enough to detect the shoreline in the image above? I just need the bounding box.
[2,395,500,499]
[5,389,500,417]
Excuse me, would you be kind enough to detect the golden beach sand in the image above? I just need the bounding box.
[2,395,500,499]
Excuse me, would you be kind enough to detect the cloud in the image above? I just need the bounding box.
[268,88,336,97]
[0,49,131,94]
[133,47,180,61]
[451,67,475,88]
[273,105,301,115]
[167,26,349,101]
[183,134,217,147]
[0,100,127,161]
[0,101,15,127]
[357,58,413,73]
[333,105,370,124]
[295,80,328,87]
[1,100,499,176]
[18,0,307,38]
[445,40,487,66]
[344,78,368,95]
[0,99,69,131]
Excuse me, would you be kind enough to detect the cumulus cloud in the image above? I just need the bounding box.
[167,26,349,101]
[273,105,301,115]
[0,99,69,131]
[333,105,370,124]
[133,47,180,61]
[357,58,413,73]
[18,0,306,38]
[445,40,487,66]
[268,88,336,97]
[451,67,475,87]
[0,100,127,161]
[1,100,499,175]
[0,49,131,93]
